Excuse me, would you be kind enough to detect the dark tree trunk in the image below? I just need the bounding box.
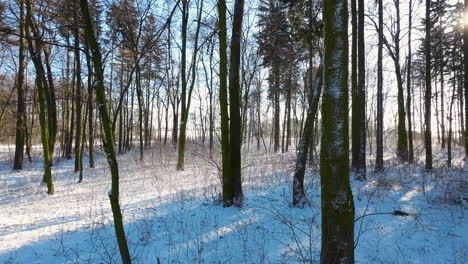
[440,65,445,149]
[293,63,322,207]
[406,0,414,163]
[176,0,188,170]
[375,0,384,172]
[43,47,57,155]
[465,0,468,159]
[321,0,355,262]
[286,81,292,152]
[74,26,82,173]
[135,64,144,161]
[274,66,280,153]
[352,0,366,180]
[66,56,75,159]
[85,44,95,167]
[218,0,232,206]
[448,76,456,167]
[13,0,26,171]
[228,0,245,207]
[425,0,433,170]
[395,0,409,162]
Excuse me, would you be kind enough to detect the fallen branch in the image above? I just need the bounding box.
[354,210,413,223]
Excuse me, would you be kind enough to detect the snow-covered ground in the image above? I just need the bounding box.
[0,143,467,263]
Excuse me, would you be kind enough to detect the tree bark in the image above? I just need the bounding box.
[321,0,355,262]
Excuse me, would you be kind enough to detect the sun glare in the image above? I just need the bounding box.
[464,10,468,26]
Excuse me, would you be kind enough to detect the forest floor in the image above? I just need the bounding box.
[0,143,467,264]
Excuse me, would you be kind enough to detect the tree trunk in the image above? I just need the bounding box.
[352,0,366,180]
[176,0,203,170]
[25,0,54,194]
[43,47,57,155]
[321,0,355,262]
[406,0,414,163]
[440,65,445,149]
[293,63,322,207]
[176,0,188,170]
[79,1,132,262]
[395,0,409,162]
[228,0,245,207]
[135,64,144,161]
[86,45,95,168]
[425,0,433,170]
[465,0,468,159]
[448,76,456,167]
[13,0,26,170]
[375,0,384,171]
[218,0,233,206]
[274,66,280,153]
[74,26,82,173]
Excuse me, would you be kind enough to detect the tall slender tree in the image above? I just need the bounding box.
[375,0,384,172]
[293,63,322,207]
[425,0,433,170]
[13,0,26,170]
[25,0,54,194]
[407,0,414,163]
[464,0,468,160]
[74,15,83,173]
[177,0,203,170]
[80,0,132,262]
[352,0,366,180]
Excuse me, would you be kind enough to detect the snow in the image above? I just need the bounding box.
[0,144,467,263]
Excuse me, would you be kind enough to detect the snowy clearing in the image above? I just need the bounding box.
[0,144,467,263]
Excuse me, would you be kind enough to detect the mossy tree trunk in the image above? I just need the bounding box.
[177,0,203,170]
[79,0,132,262]
[320,0,355,262]
[25,0,54,195]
